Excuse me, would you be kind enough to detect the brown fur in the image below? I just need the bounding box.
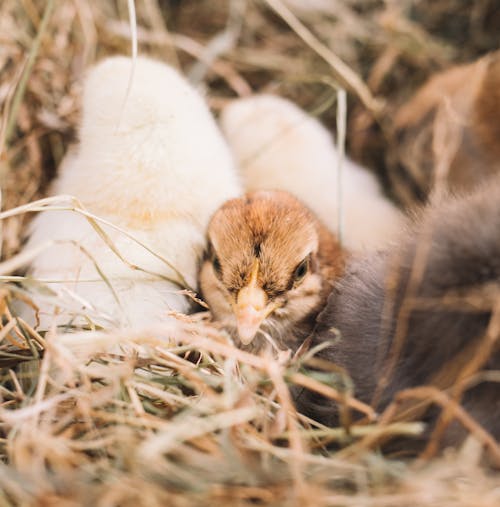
[389,50,500,207]
[295,176,500,460]
[199,190,345,352]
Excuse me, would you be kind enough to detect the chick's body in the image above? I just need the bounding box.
[296,176,500,456]
[199,190,345,353]
[25,56,241,330]
[220,95,403,251]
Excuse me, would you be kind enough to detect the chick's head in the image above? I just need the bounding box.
[199,190,344,353]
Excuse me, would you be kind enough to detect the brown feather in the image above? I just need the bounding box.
[295,176,500,462]
[199,190,346,353]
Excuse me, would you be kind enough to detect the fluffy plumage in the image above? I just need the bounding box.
[25,56,241,330]
[294,176,500,456]
[199,190,345,352]
[220,94,403,250]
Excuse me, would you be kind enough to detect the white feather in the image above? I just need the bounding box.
[220,94,403,251]
[26,56,241,330]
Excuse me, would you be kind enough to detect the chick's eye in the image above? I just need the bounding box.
[206,240,223,280]
[293,257,309,284]
[212,255,222,279]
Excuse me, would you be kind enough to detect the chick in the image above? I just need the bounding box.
[220,94,403,251]
[25,56,241,330]
[199,190,345,352]
[295,175,500,454]
[390,50,500,207]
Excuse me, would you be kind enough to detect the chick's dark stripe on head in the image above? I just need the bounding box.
[199,190,345,353]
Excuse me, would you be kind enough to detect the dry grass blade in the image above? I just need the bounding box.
[1,1,500,505]
[188,0,246,84]
[290,371,376,420]
[336,88,346,245]
[114,0,137,132]
[1,0,55,154]
[264,0,384,115]
[0,195,192,289]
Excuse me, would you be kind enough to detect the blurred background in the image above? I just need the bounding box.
[1,0,499,258]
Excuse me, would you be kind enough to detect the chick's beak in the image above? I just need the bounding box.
[233,259,275,345]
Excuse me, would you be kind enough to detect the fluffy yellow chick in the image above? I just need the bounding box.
[25,56,241,331]
[220,94,403,251]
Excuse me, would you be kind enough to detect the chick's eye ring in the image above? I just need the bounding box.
[293,256,310,284]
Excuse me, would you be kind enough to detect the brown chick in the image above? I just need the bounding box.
[199,190,345,353]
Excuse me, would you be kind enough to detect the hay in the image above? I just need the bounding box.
[1,1,499,505]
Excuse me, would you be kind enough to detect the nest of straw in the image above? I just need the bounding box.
[1,1,500,505]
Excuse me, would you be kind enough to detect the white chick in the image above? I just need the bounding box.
[220,94,403,251]
[25,56,241,331]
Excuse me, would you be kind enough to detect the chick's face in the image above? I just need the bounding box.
[199,191,329,352]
